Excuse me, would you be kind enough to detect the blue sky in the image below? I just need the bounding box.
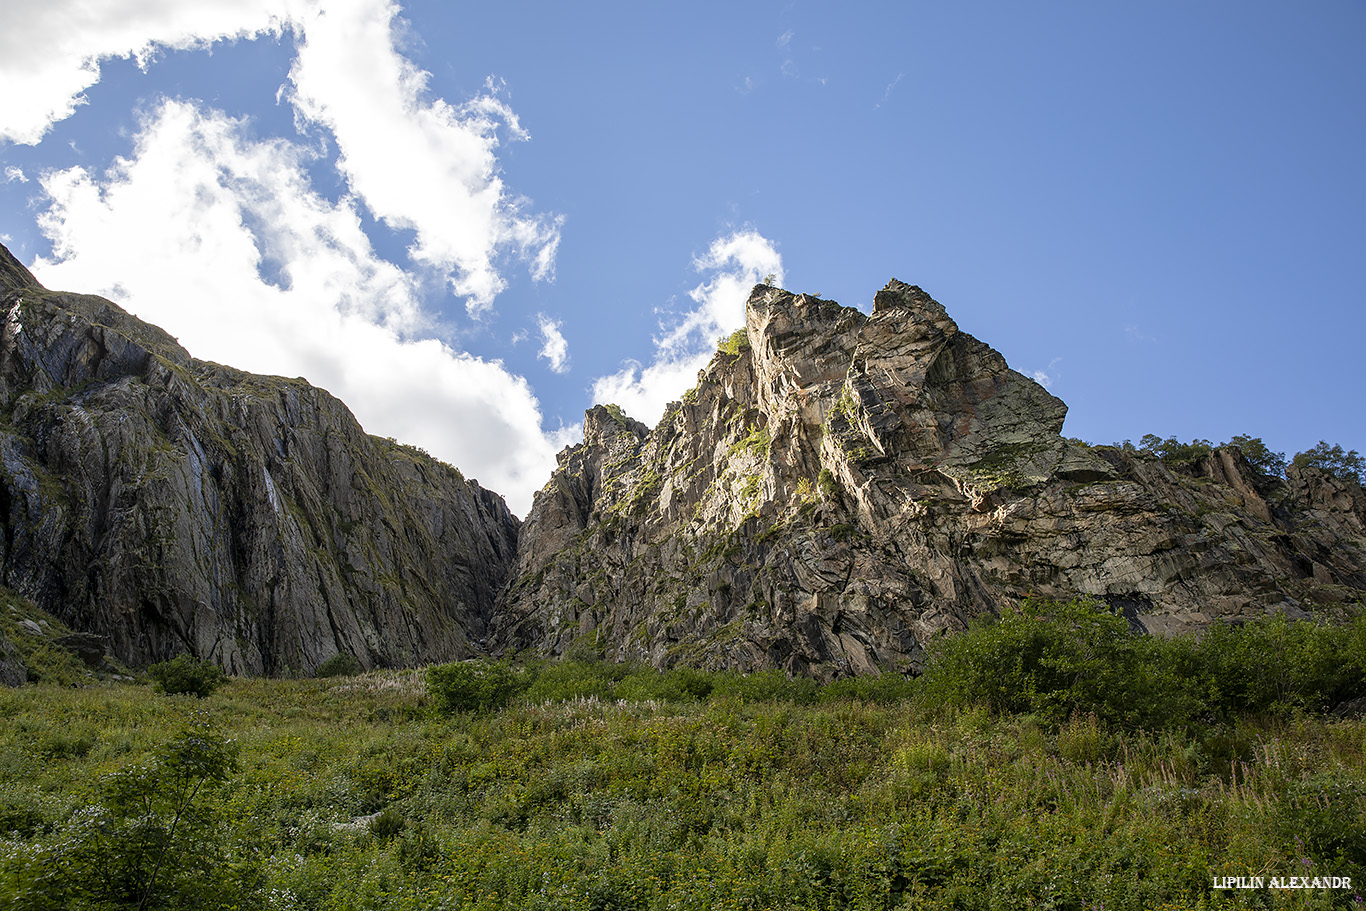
[1,1,1362,515]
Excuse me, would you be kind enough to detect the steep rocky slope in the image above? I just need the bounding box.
[0,243,518,675]
[493,281,1366,678]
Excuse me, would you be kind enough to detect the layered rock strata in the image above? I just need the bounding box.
[493,281,1366,678]
[0,243,518,674]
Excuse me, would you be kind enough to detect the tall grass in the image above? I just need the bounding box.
[1,603,1363,909]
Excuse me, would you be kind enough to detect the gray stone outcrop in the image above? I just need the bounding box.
[0,243,519,675]
[492,282,1366,678]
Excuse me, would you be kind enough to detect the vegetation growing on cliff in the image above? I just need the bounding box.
[1111,434,1364,485]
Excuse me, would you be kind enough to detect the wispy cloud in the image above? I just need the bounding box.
[537,315,570,373]
[31,97,572,516]
[776,29,794,48]
[876,72,904,109]
[4,167,28,183]
[591,230,783,425]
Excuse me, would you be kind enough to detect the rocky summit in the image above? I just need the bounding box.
[0,243,518,675]
[492,281,1366,678]
[1,240,1363,681]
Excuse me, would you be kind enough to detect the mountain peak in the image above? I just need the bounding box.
[495,282,1366,677]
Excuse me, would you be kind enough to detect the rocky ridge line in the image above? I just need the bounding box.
[0,242,518,675]
[491,281,1366,678]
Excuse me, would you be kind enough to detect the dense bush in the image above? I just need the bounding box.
[919,597,1165,727]
[147,654,227,698]
[716,328,750,356]
[314,652,363,678]
[1137,433,1215,464]
[1226,433,1288,477]
[4,716,258,910]
[426,659,521,714]
[1293,440,1366,485]
[920,597,1366,729]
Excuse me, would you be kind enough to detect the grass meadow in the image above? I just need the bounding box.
[1,602,1363,910]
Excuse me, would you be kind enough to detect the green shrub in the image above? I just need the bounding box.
[147,654,227,698]
[920,597,1366,730]
[5,716,258,910]
[521,659,621,703]
[1195,612,1366,716]
[616,666,715,703]
[817,468,839,499]
[1226,434,1287,477]
[712,668,819,704]
[919,597,1157,727]
[369,807,406,840]
[1138,434,1214,465]
[314,652,363,678]
[819,672,916,704]
[427,659,521,714]
[716,328,750,356]
[1292,440,1366,485]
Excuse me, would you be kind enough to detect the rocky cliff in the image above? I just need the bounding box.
[492,281,1366,678]
[0,242,518,675]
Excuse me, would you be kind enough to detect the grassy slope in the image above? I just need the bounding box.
[1,669,1363,911]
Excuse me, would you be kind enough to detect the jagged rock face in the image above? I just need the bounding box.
[0,243,519,675]
[493,281,1366,678]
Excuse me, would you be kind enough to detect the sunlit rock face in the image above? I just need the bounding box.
[492,280,1366,679]
[0,243,518,675]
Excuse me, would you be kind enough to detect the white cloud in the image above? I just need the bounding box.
[0,0,311,145]
[31,98,568,515]
[1,0,562,317]
[776,29,794,48]
[286,0,563,315]
[591,230,783,426]
[537,315,570,373]
[1031,357,1061,390]
[4,167,27,183]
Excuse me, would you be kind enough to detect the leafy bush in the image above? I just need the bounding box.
[1292,440,1366,485]
[1226,433,1287,477]
[616,665,715,702]
[819,671,917,704]
[1195,612,1366,716]
[712,668,819,704]
[920,597,1366,730]
[6,716,258,910]
[314,652,363,678]
[919,597,1162,728]
[716,328,750,356]
[369,807,406,840]
[521,659,622,702]
[1138,434,1215,464]
[427,659,522,714]
[147,654,227,698]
